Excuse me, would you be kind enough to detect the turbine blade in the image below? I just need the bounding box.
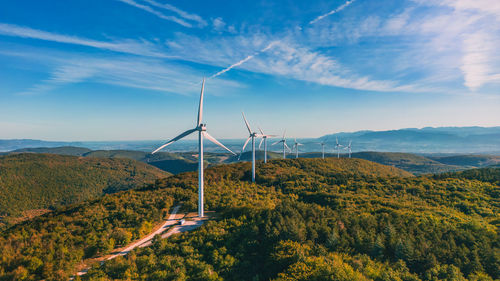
[259,138,264,149]
[271,140,282,146]
[242,136,252,152]
[203,131,236,155]
[284,143,291,152]
[283,129,286,139]
[242,112,252,134]
[258,127,264,135]
[152,128,197,154]
[197,78,205,126]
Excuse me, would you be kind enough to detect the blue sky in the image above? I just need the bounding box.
[1,0,499,141]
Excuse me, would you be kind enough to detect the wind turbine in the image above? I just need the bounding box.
[345,140,352,158]
[258,128,277,163]
[152,78,236,217]
[319,139,328,159]
[292,138,303,158]
[272,130,291,159]
[335,137,343,158]
[239,112,262,182]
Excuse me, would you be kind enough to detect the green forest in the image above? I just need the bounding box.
[0,158,498,280]
[0,153,170,220]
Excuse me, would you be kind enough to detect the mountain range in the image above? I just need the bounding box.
[2,126,500,154]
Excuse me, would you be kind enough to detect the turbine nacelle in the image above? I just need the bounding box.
[197,124,207,131]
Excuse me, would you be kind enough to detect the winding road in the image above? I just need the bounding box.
[72,205,206,279]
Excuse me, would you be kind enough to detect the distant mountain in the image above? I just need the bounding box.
[12,146,92,156]
[3,126,500,154]
[0,139,80,152]
[0,153,170,219]
[320,126,500,153]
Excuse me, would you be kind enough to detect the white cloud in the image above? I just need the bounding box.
[413,0,500,20]
[0,23,173,58]
[141,0,207,27]
[461,32,500,90]
[116,0,192,27]
[212,17,226,32]
[309,0,356,24]
[2,49,242,96]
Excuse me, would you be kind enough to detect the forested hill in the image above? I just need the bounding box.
[0,153,170,219]
[1,158,498,280]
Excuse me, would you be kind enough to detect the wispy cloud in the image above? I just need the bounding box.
[116,0,190,27]
[208,41,278,79]
[461,32,500,90]
[309,0,356,24]
[0,23,174,58]
[117,0,206,28]
[2,49,242,96]
[204,0,359,82]
[142,0,207,27]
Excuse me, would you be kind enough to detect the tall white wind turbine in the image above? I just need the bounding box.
[152,78,236,217]
[272,130,291,159]
[335,137,343,158]
[292,138,303,158]
[239,112,262,182]
[258,127,277,163]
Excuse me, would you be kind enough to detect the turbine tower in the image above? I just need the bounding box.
[152,78,236,217]
[335,137,343,158]
[346,140,352,158]
[272,130,291,159]
[319,139,327,159]
[258,127,277,163]
[239,112,262,182]
[292,138,303,158]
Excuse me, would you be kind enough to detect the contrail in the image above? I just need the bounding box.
[309,0,356,24]
[208,41,278,80]
[206,0,355,80]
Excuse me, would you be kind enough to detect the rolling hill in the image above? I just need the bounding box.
[0,158,497,280]
[225,150,283,162]
[350,151,463,174]
[12,146,92,156]
[0,153,170,220]
[430,154,500,167]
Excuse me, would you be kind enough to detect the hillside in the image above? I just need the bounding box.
[351,151,463,174]
[0,153,170,219]
[12,146,92,156]
[433,167,500,186]
[430,154,500,167]
[226,150,283,162]
[1,158,497,280]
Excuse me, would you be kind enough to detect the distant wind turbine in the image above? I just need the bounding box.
[345,140,352,158]
[272,130,291,159]
[335,137,343,158]
[258,127,277,163]
[292,138,303,158]
[152,78,236,217]
[319,138,328,159]
[239,112,262,182]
